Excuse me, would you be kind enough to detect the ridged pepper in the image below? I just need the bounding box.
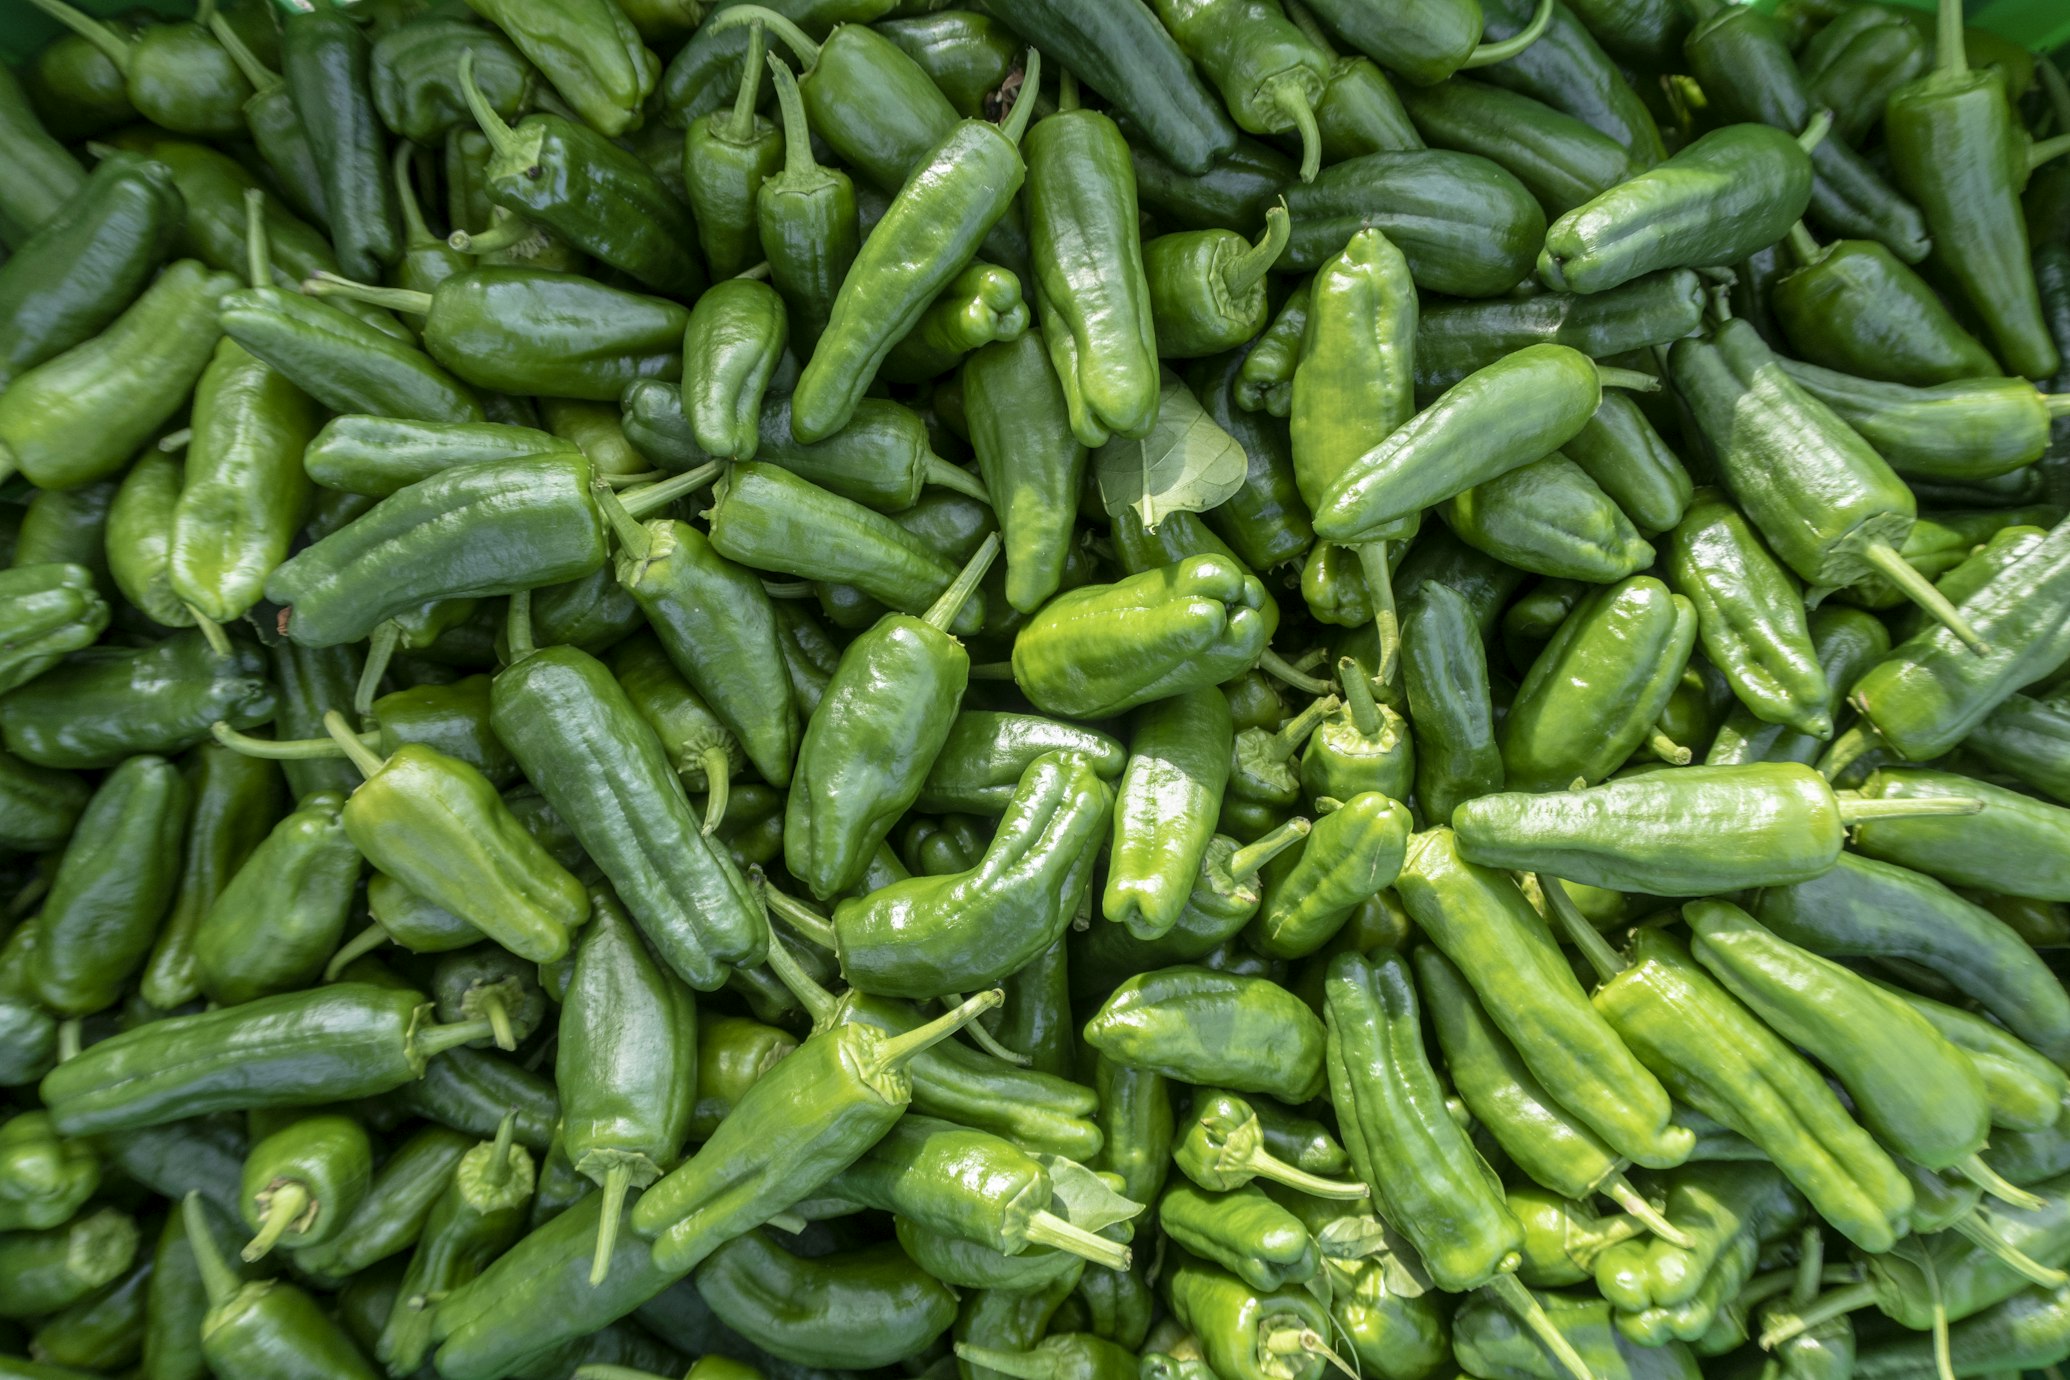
[0,564,108,696]
[698,1229,958,1368]
[1399,580,1502,822]
[0,1112,99,1233]
[1103,688,1236,939]
[1474,0,1664,163]
[684,279,787,463]
[1150,0,1328,182]
[461,0,654,139]
[174,1195,376,1380]
[1779,356,2067,482]
[1281,150,1544,296]
[1441,452,1654,583]
[1454,1289,1700,1380]
[280,8,396,282]
[236,1112,373,1262]
[755,54,858,350]
[1248,792,1410,958]
[1773,230,1998,386]
[219,278,480,426]
[919,712,1125,817]
[683,23,782,281]
[0,630,275,771]
[0,63,86,246]
[188,788,359,1005]
[1163,1249,1337,1380]
[369,14,533,146]
[1399,78,1636,217]
[1085,965,1325,1103]
[1412,272,1702,395]
[18,0,248,139]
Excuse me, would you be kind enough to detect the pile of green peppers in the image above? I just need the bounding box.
[5,0,2070,1377]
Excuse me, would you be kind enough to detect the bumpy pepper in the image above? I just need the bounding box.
[1160,1180,1318,1292]
[1085,965,1325,1104]
[1163,1249,1338,1380]
[236,1113,373,1263]
[0,629,274,771]
[753,54,857,350]
[219,277,481,426]
[1396,828,1689,1166]
[827,751,1110,998]
[1777,356,2068,482]
[1144,207,1290,360]
[920,712,1127,817]
[1011,556,1270,719]
[461,0,654,139]
[681,23,782,282]
[280,7,396,283]
[0,564,107,698]
[699,1229,958,1368]
[1440,452,1654,584]
[0,1112,99,1234]
[176,1195,377,1380]
[187,788,360,1005]
[1104,688,1236,939]
[684,279,787,463]
[1248,792,1411,958]
[1453,762,1979,895]
[1151,0,1328,181]
[370,14,533,146]
[1849,766,2070,901]
[1774,228,1999,386]
[1399,581,1503,822]
[1174,1088,1364,1198]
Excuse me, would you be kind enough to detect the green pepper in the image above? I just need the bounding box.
[0,745,87,855]
[1084,964,1325,1103]
[1248,792,1409,958]
[1775,230,2001,387]
[1752,850,2070,1066]
[1395,828,1689,1166]
[610,634,746,813]
[0,1207,139,1321]
[491,602,764,991]
[950,1334,1137,1380]
[1322,950,1594,1380]
[1584,925,1911,1253]
[1280,150,1545,298]
[0,1112,98,1234]
[15,483,115,596]
[432,946,547,1052]
[683,280,787,464]
[699,1229,959,1368]
[1474,0,1664,161]
[1236,280,1310,417]
[40,982,490,1135]
[1399,77,1637,217]
[190,789,361,1005]
[1499,575,1698,791]
[376,1114,533,1376]
[0,64,85,248]
[1129,134,1289,242]
[755,54,859,351]
[0,921,56,1089]
[683,23,784,282]
[1024,84,1159,448]
[1454,1288,1700,1380]
[827,750,1111,997]
[1011,556,1270,719]
[0,152,182,392]
[1850,766,2070,901]
[1104,688,1236,939]
[1441,452,1654,583]
[1173,1087,1363,1198]
[1539,120,1818,293]
[873,10,1015,119]
[1399,581,1502,822]
[0,563,108,697]
[144,1197,253,1380]
[370,14,533,145]
[236,1112,373,1262]
[1561,391,1693,537]
[276,8,396,283]
[786,45,1037,441]
[1162,1249,1337,1380]
[29,754,187,1017]
[920,712,1127,817]
[1895,985,2070,1134]
[1298,0,1552,87]
[218,278,481,427]
[1159,1180,1317,1293]
[19,0,249,139]
[174,1195,377,1380]
[1800,2,1925,145]
[1414,946,1688,1239]
[689,1014,796,1138]
[0,630,275,771]
[0,259,239,490]
[559,891,697,1283]
[461,0,654,138]
[21,18,132,144]
[198,17,325,231]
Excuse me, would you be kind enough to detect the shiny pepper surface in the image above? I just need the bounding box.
[461,0,655,139]
[1011,556,1270,719]
[0,630,274,771]
[177,1195,377,1380]
[1105,687,1236,939]
[1085,965,1325,1104]
[0,563,108,696]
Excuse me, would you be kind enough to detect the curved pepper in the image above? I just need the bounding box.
[682,23,782,282]
[684,280,787,463]
[461,0,653,139]
[1248,792,1411,958]
[1163,1249,1337,1380]
[0,629,275,771]
[1774,229,1999,386]
[1175,1087,1365,1199]
[18,0,249,139]
[1085,964,1325,1103]
[175,1195,377,1380]
[1778,355,2068,482]
[1011,556,1270,719]
[1151,0,1328,182]
[920,712,1126,817]
[1399,581,1503,822]
[754,53,858,351]
[107,451,192,624]
[1454,1288,1700,1380]
[1395,827,1689,1167]
[0,563,108,696]
[0,1112,99,1234]
[1561,394,1693,536]
[699,1229,958,1368]
[1399,77,1636,217]
[1441,452,1654,583]
[237,1113,373,1262]
[189,788,361,1005]
[0,63,86,246]
[1279,149,1545,297]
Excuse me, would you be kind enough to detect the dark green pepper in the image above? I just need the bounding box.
[19,0,250,139]
[1173,1087,1364,1198]
[683,23,783,281]
[1399,77,1636,217]
[1412,270,1703,395]
[963,332,1089,613]
[919,711,1126,816]
[1399,581,1503,822]
[755,54,859,351]
[237,1112,374,1261]
[1248,792,1410,958]
[460,0,655,139]
[0,630,275,771]
[370,14,534,146]
[1084,964,1325,1103]
[176,1194,378,1380]
[695,1229,959,1369]
[192,789,361,1005]
[685,279,788,462]
[1280,149,1546,296]
[280,8,398,282]
[0,563,108,696]
[1773,228,2000,386]
[1440,452,1654,584]
[1777,355,2068,482]
[0,1207,139,1321]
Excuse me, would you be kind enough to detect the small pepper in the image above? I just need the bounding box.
[1143,205,1290,360]
[236,1113,374,1263]
[1104,688,1236,940]
[460,0,654,139]
[1084,965,1326,1104]
[190,790,362,1006]
[755,54,859,351]
[1399,582,1503,823]
[177,1195,378,1380]
[1173,1088,1365,1198]
[1247,792,1411,958]
[1441,452,1655,584]
[682,23,782,281]
[18,0,249,139]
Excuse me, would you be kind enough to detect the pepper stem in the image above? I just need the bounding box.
[1228,817,1312,880]
[412,1016,498,1062]
[1266,693,1339,763]
[1599,1173,1696,1248]
[1860,540,1990,653]
[1539,875,1626,983]
[924,531,1001,632]
[355,622,398,719]
[764,885,838,950]
[1792,1226,1825,1307]
[1955,1153,2047,1210]
[1797,109,1833,154]
[1058,68,1080,112]
[188,608,234,658]
[1337,656,1382,739]
[952,995,1032,1065]
[19,0,130,70]
[590,1161,633,1286]
[591,480,655,562]
[1948,1210,2068,1286]
[2030,135,2070,173]
[1594,366,1661,393]
[722,22,768,145]
[208,14,277,93]
[478,990,517,1052]
[457,49,522,161]
[211,720,374,760]
[698,747,731,836]
[953,1346,1063,1380]
[869,989,1005,1073]
[56,1018,80,1063]
[1259,650,1335,696]
[707,4,820,68]
[394,143,437,247]
[1759,1281,1877,1348]
[303,270,433,316]
[448,212,538,256]
[1246,1149,1369,1200]
[926,457,993,503]
[181,1195,240,1308]
[1277,83,1322,183]
[1025,1209,1136,1268]
[1462,0,1554,67]
[321,710,386,780]
[2043,59,2070,135]
[1786,222,1822,268]
[617,462,724,518]
[483,1112,518,1189]
[324,925,392,982]
[1357,542,1401,685]
[1927,1254,1955,1380]
[1646,728,1691,765]
[242,1180,311,1261]
[1934,0,1966,75]
[1833,792,1982,824]
[2045,394,2070,419]
[755,911,840,1029]
[1001,48,1041,145]
[1483,1273,1600,1380]
[766,57,823,185]
[505,588,535,661]
[1225,205,1290,297]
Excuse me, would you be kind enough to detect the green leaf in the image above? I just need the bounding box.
[1040,1155,1143,1235]
[1094,370,1247,530]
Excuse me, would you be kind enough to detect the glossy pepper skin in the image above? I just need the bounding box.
[756,55,859,351]
[1163,1249,1335,1380]
[1851,766,2070,901]
[39,983,487,1136]
[0,564,108,696]
[920,713,1126,818]
[1441,453,1654,584]
[0,63,86,247]
[491,628,764,993]
[832,751,1110,997]
[139,744,284,1011]
[1774,232,1999,386]
[1025,92,1160,448]
[1415,271,1704,396]
[192,790,361,1006]
[1105,688,1236,939]
[0,259,238,491]
[370,15,533,146]
[788,51,1039,442]
[461,0,654,139]
[559,891,697,1284]
[0,151,182,392]
[1396,828,1690,1166]
[1085,965,1326,1103]
[1689,899,1991,1173]
[176,1195,378,1380]
[1562,391,1692,536]
[1592,928,1912,1253]
[237,1113,374,1262]
[1398,78,1636,218]
[1887,0,2059,379]
[685,279,788,462]
[1539,123,1815,294]
[1282,150,1544,296]
[280,9,397,283]
[683,23,782,282]
[964,333,1088,614]
[0,630,275,771]
[1400,582,1503,822]
[699,1229,958,1368]
[220,282,481,426]
[1249,793,1411,958]
[267,454,606,648]
[30,754,187,1017]
[1012,556,1270,719]
[785,537,995,898]
[1500,576,1698,792]
[1777,357,2066,482]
